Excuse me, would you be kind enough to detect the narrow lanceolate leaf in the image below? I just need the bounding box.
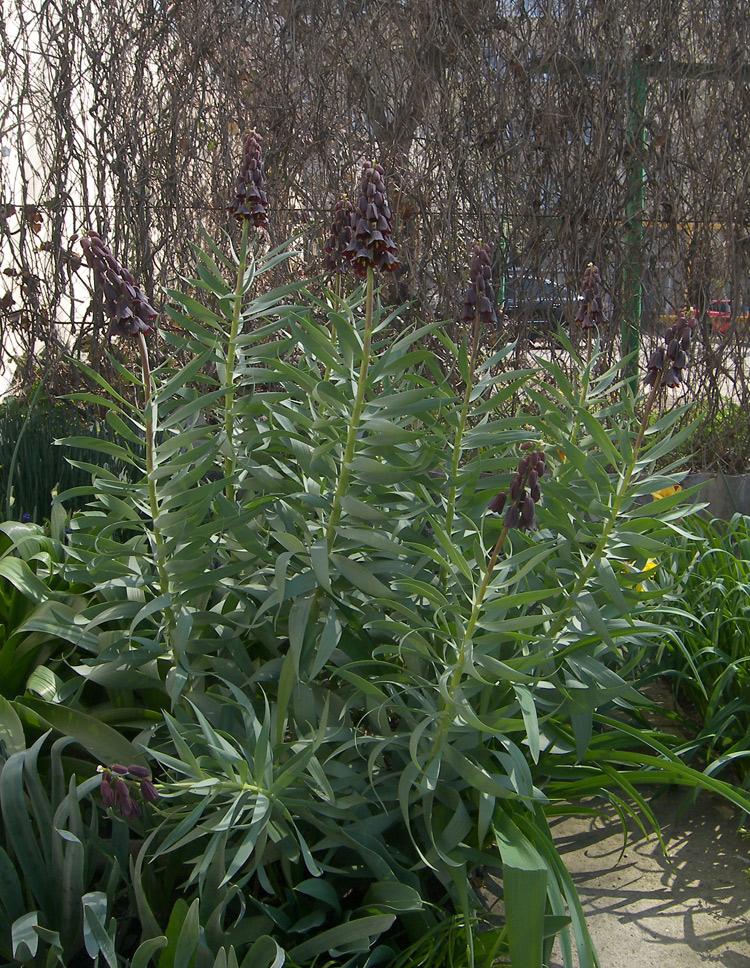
[0,558,58,606]
[14,699,146,767]
[1,752,54,915]
[0,697,25,755]
[82,892,118,968]
[131,937,169,968]
[494,813,548,968]
[287,915,395,962]
[12,911,41,961]
[514,685,541,764]
[239,936,285,968]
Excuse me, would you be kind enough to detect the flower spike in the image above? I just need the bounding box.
[227,130,269,229]
[343,162,400,277]
[81,232,157,338]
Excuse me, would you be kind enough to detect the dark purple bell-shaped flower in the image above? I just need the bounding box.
[81,233,157,338]
[488,448,545,531]
[342,162,400,277]
[644,308,696,389]
[461,243,498,326]
[227,130,269,229]
[323,198,354,275]
[574,263,608,331]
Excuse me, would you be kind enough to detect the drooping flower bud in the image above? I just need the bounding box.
[519,496,537,531]
[488,491,507,514]
[645,308,696,390]
[343,162,400,277]
[121,796,141,819]
[503,504,520,529]
[140,779,159,803]
[227,130,269,229]
[574,263,608,331]
[126,764,152,778]
[491,449,544,532]
[81,233,157,338]
[100,776,114,808]
[114,778,130,812]
[461,243,498,325]
[323,199,354,275]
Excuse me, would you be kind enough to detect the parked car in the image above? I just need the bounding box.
[502,273,571,340]
[709,299,733,334]
[661,300,749,335]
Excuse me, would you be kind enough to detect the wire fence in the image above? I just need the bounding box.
[2,0,750,469]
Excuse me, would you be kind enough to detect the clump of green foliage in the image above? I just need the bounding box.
[650,513,750,779]
[0,148,746,968]
[0,392,128,522]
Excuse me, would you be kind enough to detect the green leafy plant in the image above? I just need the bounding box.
[0,393,129,523]
[648,512,750,779]
[2,144,747,968]
[0,731,129,967]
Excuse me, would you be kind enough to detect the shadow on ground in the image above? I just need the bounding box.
[548,787,750,967]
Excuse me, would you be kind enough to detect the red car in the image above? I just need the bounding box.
[709,299,733,334]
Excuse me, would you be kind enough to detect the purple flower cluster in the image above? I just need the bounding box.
[99,763,158,819]
[488,446,545,531]
[644,308,697,389]
[323,198,354,275]
[342,162,400,277]
[461,243,498,326]
[81,232,157,338]
[227,131,269,228]
[574,263,608,331]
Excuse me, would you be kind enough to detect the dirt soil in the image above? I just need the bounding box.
[548,787,750,967]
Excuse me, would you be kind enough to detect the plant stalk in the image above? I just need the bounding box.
[445,305,481,537]
[138,331,176,662]
[435,369,663,747]
[224,217,251,502]
[515,370,664,672]
[326,266,375,548]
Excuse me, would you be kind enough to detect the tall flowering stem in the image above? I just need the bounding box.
[528,310,697,668]
[136,331,167,567]
[326,162,399,548]
[224,218,251,501]
[568,263,608,448]
[82,233,176,660]
[321,198,355,380]
[445,243,498,537]
[225,131,269,501]
[574,263,607,362]
[434,450,545,755]
[326,266,375,548]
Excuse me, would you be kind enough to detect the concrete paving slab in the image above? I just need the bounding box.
[548,788,750,967]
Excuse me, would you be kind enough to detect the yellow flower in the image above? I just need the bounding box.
[651,484,681,501]
[636,558,658,591]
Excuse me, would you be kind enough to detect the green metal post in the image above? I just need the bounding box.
[623,59,647,394]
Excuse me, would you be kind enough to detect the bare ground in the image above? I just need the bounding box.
[549,788,750,967]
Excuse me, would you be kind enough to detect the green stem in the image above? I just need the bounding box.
[434,372,663,748]
[224,218,251,502]
[445,306,480,538]
[138,331,176,661]
[430,519,512,758]
[515,374,663,674]
[326,266,374,549]
[322,275,342,385]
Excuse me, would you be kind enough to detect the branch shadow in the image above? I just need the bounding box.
[548,786,750,965]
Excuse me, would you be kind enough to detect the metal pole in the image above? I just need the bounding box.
[623,58,647,394]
